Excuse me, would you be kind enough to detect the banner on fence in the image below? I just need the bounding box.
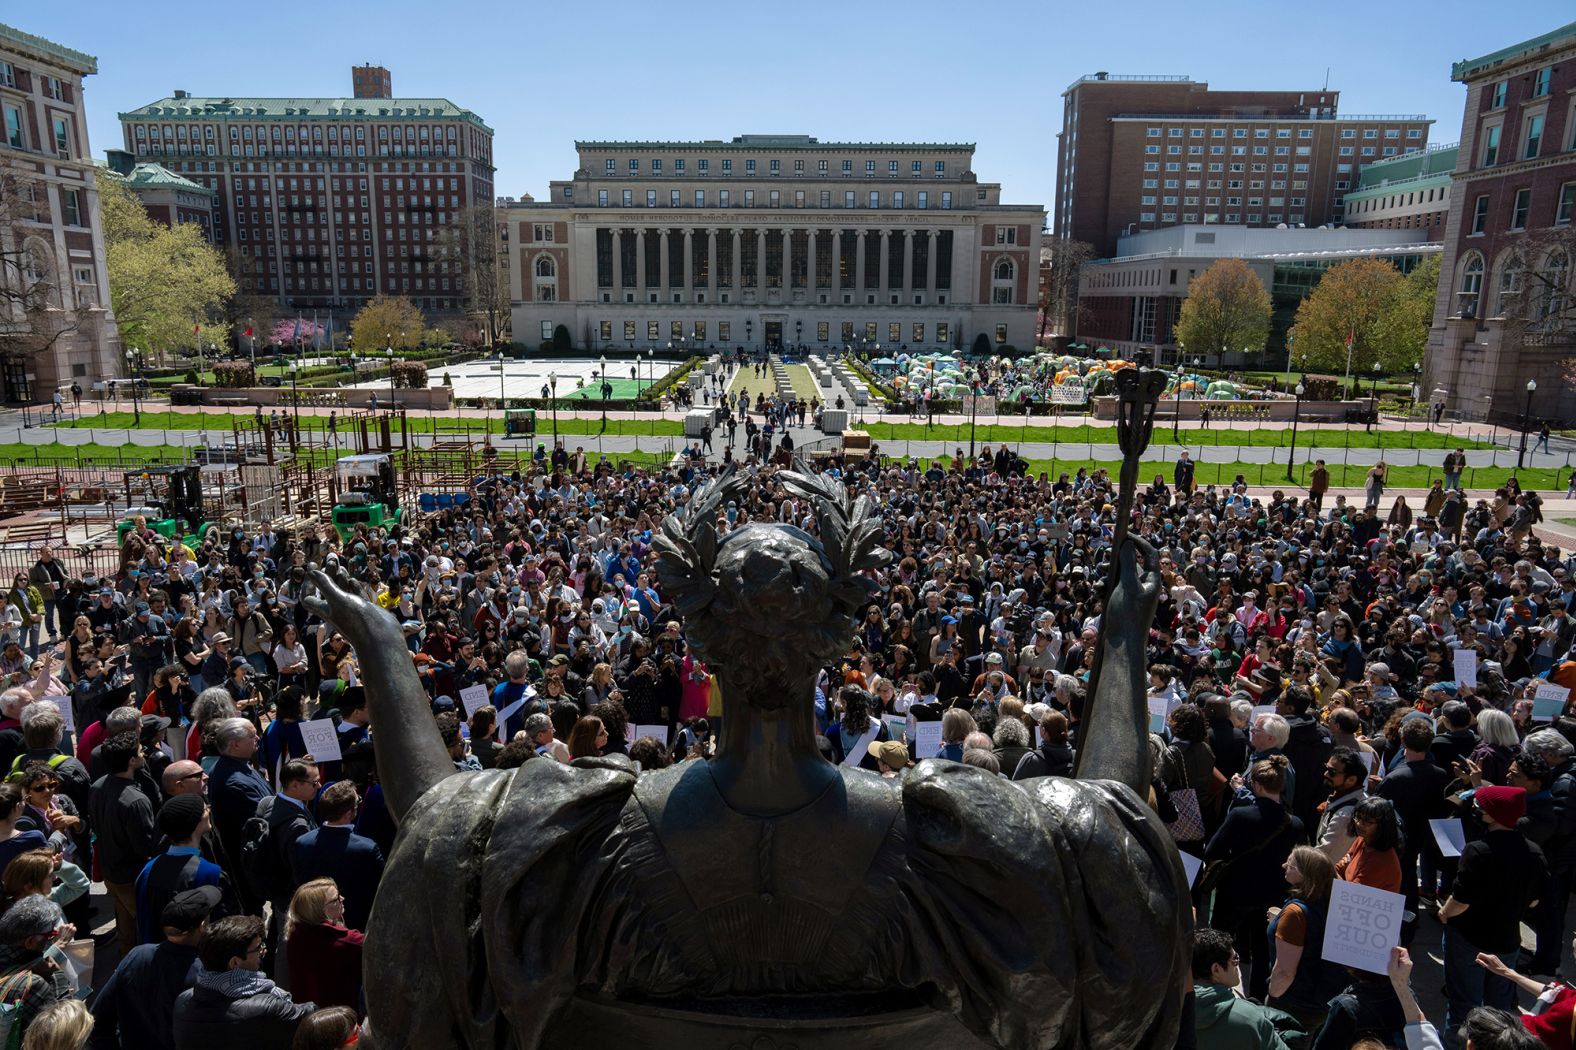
[1050,384,1089,406]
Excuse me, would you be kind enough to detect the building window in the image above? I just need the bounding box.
[941,192,951,209]
[994,324,1007,345]
[1533,68,1552,98]
[1471,194,1490,234]
[769,159,779,173]
[718,322,730,341]
[1458,253,1484,316]
[695,190,705,207]
[936,322,950,344]
[1557,183,1576,226]
[3,106,21,149]
[61,190,81,226]
[1482,125,1501,166]
[1524,114,1544,159]
[647,321,660,341]
[698,159,708,173]
[1491,80,1507,108]
[1511,188,1531,230]
[598,190,609,206]
[622,190,632,206]
[720,190,730,207]
[1538,250,1568,320]
[53,118,71,159]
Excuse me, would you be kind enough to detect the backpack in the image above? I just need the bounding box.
[5,753,67,784]
[235,796,276,903]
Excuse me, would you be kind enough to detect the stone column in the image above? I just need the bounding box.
[658,229,670,293]
[782,227,793,293]
[927,230,939,297]
[682,228,693,293]
[731,228,742,290]
[635,228,646,292]
[756,227,767,292]
[854,228,866,292]
[831,229,842,295]
[901,230,914,294]
[806,229,817,292]
[878,230,891,292]
[707,228,718,295]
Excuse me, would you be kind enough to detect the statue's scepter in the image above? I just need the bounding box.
[1079,367,1168,757]
[1108,368,1169,556]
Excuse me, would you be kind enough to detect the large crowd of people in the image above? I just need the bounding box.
[0,385,1567,1050]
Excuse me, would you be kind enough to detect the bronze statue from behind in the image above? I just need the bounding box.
[305,367,1189,1049]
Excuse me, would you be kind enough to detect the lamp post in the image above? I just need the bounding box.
[386,346,395,406]
[1517,378,1537,470]
[128,349,142,426]
[599,354,608,425]
[549,371,559,443]
[1172,353,1186,441]
[1366,362,1380,433]
[968,381,980,459]
[497,349,506,411]
[289,363,299,435]
[1286,381,1305,482]
[1410,362,1422,418]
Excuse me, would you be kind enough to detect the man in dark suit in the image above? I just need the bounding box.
[292,780,385,932]
[207,716,269,889]
[1376,717,1453,940]
[261,758,320,980]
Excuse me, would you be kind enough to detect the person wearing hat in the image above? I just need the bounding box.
[136,794,236,946]
[124,598,171,703]
[968,652,1019,699]
[91,885,217,1049]
[867,739,913,779]
[1438,784,1548,1034]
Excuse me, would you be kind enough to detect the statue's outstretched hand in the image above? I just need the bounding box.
[1114,535,1163,606]
[304,556,394,647]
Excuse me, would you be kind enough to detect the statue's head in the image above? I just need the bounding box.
[653,466,889,710]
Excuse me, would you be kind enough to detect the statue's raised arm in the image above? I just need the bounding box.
[304,555,452,821]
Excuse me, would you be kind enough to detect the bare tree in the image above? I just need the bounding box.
[434,202,510,346]
[1040,236,1094,342]
[0,167,92,372]
[1495,224,1576,409]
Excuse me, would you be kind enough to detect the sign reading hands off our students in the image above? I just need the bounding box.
[1322,880,1405,975]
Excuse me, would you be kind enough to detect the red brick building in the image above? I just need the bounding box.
[118,66,494,316]
[1426,21,1576,424]
[1055,74,1431,256]
[103,148,215,240]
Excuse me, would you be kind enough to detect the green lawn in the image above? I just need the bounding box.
[1006,459,1567,491]
[862,421,1489,450]
[728,364,817,401]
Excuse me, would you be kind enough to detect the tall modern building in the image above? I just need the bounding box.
[1055,74,1432,256]
[506,136,1045,353]
[118,68,494,316]
[1427,21,1576,423]
[0,22,119,401]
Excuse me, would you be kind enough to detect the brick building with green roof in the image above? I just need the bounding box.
[117,65,494,327]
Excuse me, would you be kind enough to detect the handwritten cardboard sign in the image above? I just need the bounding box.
[913,721,943,761]
[1323,880,1406,975]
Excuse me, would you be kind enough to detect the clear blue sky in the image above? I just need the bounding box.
[24,1,1576,216]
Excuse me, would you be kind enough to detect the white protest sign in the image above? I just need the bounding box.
[1430,818,1466,859]
[1147,697,1170,735]
[1251,704,1277,723]
[1453,649,1478,688]
[298,719,342,763]
[882,714,908,744]
[50,695,73,736]
[1359,751,1377,774]
[1323,879,1406,975]
[632,725,669,746]
[1533,683,1571,722]
[1179,850,1203,888]
[459,685,490,718]
[913,721,944,761]
[1050,383,1089,406]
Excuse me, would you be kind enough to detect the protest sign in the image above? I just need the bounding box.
[1179,851,1203,888]
[913,721,943,761]
[632,725,669,746]
[459,685,490,718]
[1148,697,1170,735]
[882,714,908,744]
[1250,704,1277,722]
[1429,819,1466,859]
[1453,649,1478,688]
[1323,880,1405,974]
[50,695,73,736]
[1533,683,1571,722]
[298,719,342,763]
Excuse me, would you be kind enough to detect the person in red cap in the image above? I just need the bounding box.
[1438,784,1548,1036]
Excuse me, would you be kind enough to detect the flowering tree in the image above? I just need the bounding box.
[270,318,325,348]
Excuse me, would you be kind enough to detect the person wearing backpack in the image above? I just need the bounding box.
[1266,846,1346,1040]
[0,895,71,1048]
[8,709,88,821]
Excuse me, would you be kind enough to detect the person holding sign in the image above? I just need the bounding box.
[1266,846,1346,1038]
[1438,786,1548,1037]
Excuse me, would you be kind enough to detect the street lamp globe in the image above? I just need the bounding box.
[1295,382,1305,397]
[1527,379,1538,393]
